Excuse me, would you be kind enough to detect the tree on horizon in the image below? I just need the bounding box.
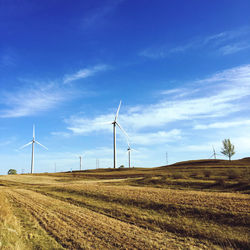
[221,139,235,161]
[8,169,17,175]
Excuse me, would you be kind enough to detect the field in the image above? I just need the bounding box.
[0,158,249,249]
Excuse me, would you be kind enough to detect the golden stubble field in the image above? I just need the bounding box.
[0,165,249,249]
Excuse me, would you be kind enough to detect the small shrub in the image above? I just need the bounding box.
[119,165,125,169]
[204,170,211,178]
[160,175,167,182]
[189,172,197,178]
[215,178,225,187]
[172,173,183,179]
[228,170,240,179]
[8,169,17,175]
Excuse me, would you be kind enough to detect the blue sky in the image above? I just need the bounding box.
[1,0,250,174]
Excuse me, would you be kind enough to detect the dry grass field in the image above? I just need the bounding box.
[0,158,249,249]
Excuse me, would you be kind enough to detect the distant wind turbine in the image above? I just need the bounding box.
[209,146,220,159]
[127,144,138,168]
[79,156,82,170]
[19,125,48,174]
[117,126,137,169]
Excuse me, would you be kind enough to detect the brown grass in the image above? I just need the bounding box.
[27,182,250,248]
[0,189,26,249]
[0,158,249,249]
[6,188,207,249]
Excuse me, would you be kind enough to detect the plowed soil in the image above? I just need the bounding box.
[5,188,209,249]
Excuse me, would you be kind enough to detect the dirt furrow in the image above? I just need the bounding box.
[55,183,250,213]
[6,188,206,250]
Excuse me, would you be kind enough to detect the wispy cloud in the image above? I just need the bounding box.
[140,27,250,59]
[0,137,16,147]
[81,0,124,29]
[219,42,250,55]
[51,131,71,138]
[0,48,17,67]
[0,83,68,118]
[129,129,182,145]
[64,64,250,146]
[194,119,250,130]
[66,114,114,134]
[0,62,109,118]
[63,64,110,84]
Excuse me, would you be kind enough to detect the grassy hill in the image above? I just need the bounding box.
[0,158,249,249]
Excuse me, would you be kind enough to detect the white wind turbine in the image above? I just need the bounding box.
[127,144,138,168]
[209,146,220,159]
[19,125,48,174]
[125,134,138,168]
[79,155,85,170]
[104,101,128,168]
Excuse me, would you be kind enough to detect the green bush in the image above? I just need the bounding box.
[8,169,17,175]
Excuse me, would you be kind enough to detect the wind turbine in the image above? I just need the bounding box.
[209,146,220,159]
[79,156,82,170]
[104,101,128,168]
[117,127,136,169]
[79,155,85,171]
[19,125,48,174]
[126,134,139,168]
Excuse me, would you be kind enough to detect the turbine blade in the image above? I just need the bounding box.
[19,141,32,150]
[209,154,214,158]
[131,148,139,152]
[114,100,122,121]
[116,122,128,137]
[116,122,130,145]
[33,124,35,139]
[96,121,113,125]
[36,141,48,150]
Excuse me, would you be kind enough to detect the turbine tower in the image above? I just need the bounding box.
[20,125,48,174]
[128,145,131,168]
[212,146,216,159]
[79,156,82,170]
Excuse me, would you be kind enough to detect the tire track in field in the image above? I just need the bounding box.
[6,188,203,250]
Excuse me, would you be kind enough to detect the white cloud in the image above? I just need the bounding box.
[81,0,124,29]
[51,131,71,138]
[0,137,15,147]
[64,64,250,148]
[66,114,114,134]
[0,63,109,118]
[63,64,110,84]
[0,48,17,67]
[196,64,250,84]
[219,43,250,55]
[0,83,67,118]
[159,88,185,95]
[130,129,182,145]
[140,27,250,58]
[194,119,250,130]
